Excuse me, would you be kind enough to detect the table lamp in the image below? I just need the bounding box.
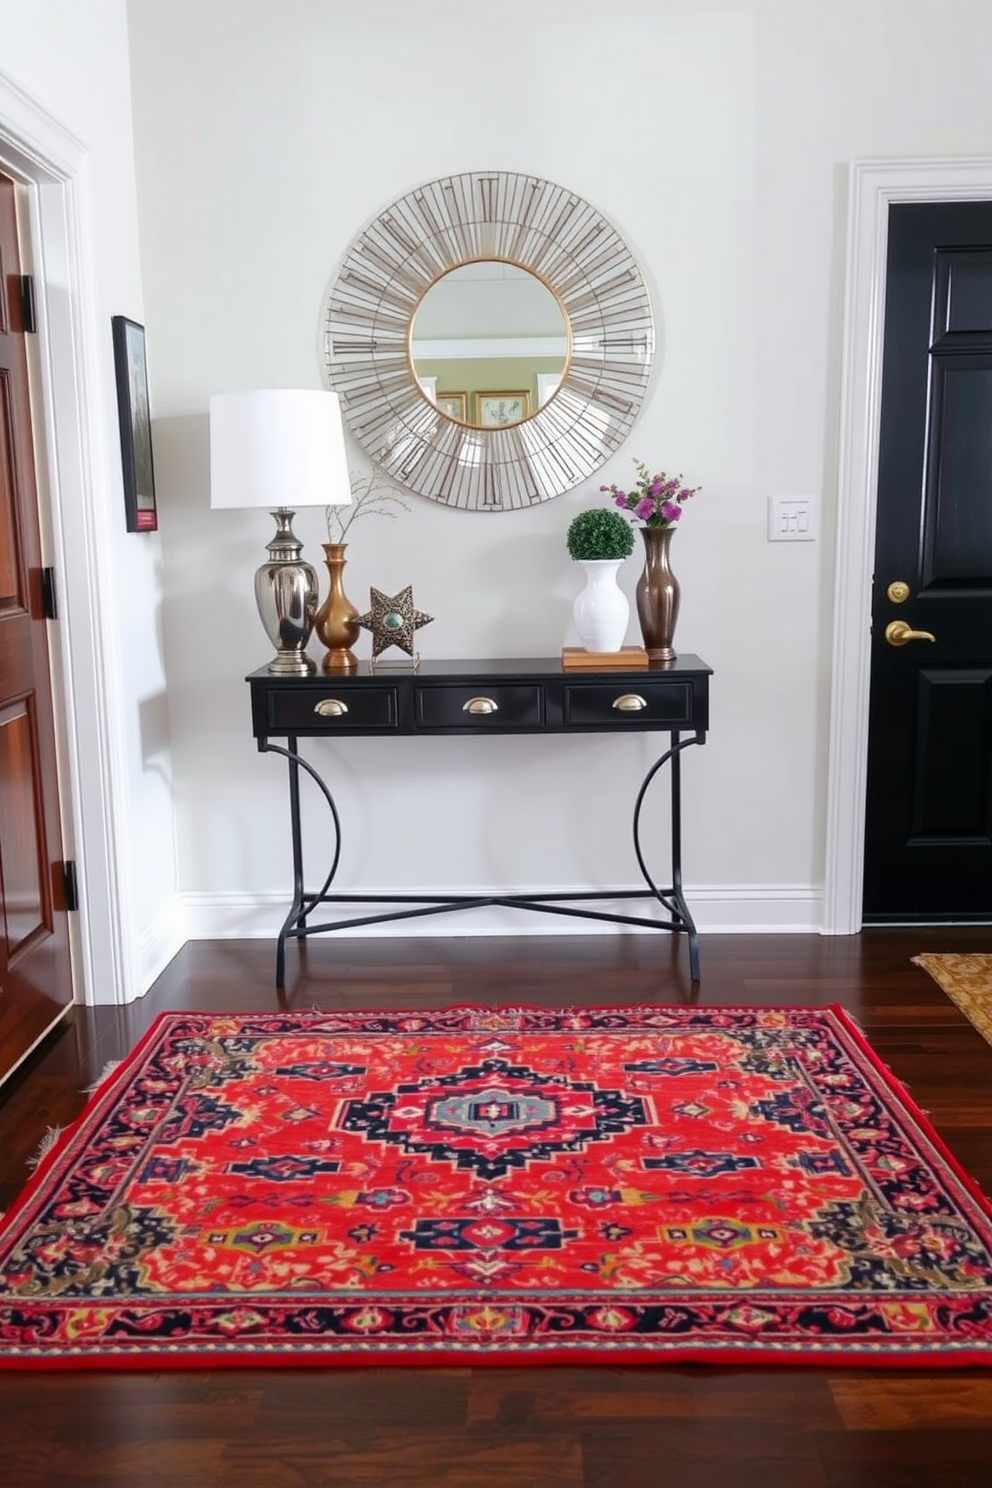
[209,388,351,674]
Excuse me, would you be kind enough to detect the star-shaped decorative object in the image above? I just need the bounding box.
[355,585,434,659]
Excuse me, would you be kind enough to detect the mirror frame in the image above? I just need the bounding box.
[322,171,655,511]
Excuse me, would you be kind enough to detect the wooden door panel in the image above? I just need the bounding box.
[0,700,48,953]
[939,246,992,332]
[0,375,22,606]
[0,170,72,1078]
[910,669,992,841]
[925,364,992,593]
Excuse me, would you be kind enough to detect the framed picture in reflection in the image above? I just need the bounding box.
[436,391,467,421]
[475,390,530,427]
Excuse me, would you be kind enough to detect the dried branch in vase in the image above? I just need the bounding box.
[326,472,410,543]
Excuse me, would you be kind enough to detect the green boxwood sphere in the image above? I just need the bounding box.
[566,507,636,561]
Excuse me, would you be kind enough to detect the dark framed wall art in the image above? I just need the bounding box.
[111,315,158,531]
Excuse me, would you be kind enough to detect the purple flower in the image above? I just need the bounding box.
[598,459,701,530]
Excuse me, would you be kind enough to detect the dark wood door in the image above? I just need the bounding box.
[0,170,73,1078]
[863,201,992,921]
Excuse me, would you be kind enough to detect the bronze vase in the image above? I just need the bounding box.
[636,525,680,662]
[313,542,360,672]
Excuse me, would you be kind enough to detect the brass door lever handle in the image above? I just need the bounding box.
[884,620,936,647]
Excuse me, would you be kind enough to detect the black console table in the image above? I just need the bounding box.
[247,654,712,987]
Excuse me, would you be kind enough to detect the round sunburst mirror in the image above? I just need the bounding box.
[322,170,655,511]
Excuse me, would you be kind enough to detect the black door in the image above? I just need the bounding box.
[863,201,992,922]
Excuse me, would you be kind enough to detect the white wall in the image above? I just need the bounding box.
[0,0,182,1003]
[123,0,992,945]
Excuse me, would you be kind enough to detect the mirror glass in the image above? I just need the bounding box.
[410,262,568,428]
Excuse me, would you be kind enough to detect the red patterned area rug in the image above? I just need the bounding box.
[1,1004,991,1369]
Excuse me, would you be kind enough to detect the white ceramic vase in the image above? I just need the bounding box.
[572,559,629,652]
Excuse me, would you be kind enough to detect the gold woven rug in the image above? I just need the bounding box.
[913,953,992,1050]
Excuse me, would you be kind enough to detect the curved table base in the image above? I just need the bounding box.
[262,732,703,989]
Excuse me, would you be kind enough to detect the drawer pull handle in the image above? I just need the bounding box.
[463,696,499,715]
[613,693,647,712]
[314,698,349,717]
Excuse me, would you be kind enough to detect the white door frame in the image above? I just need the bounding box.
[0,70,130,1005]
[824,157,992,934]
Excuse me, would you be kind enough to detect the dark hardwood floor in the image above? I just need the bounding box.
[1,927,991,1487]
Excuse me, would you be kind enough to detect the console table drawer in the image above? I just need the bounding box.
[562,680,694,728]
[266,685,399,732]
[415,683,544,730]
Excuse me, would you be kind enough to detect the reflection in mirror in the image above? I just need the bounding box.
[410,262,568,428]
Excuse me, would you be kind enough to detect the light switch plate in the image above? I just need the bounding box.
[768,495,816,541]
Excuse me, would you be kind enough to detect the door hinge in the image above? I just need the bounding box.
[19,275,37,334]
[61,860,79,913]
[40,566,58,620]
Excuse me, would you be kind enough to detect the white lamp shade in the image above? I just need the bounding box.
[209,388,351,510]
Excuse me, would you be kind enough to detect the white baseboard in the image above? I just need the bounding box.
[689,886,822,933]
[85,896,188,1007]
[109,885,826,1004]
[180,885,824,941]
[124,895,188,1006]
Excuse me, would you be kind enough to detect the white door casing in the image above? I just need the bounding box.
[0,68,132,1005]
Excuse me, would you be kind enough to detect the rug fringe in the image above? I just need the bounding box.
[83,1059,122,1094]
[26,1126,64,1171]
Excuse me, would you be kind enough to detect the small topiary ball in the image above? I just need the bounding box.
[566,507,636,561]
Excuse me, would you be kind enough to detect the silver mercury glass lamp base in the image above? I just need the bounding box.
[254,508,319,675]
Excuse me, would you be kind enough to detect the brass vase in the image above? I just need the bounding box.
[636,525,680,662]
[314,542,360,672]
